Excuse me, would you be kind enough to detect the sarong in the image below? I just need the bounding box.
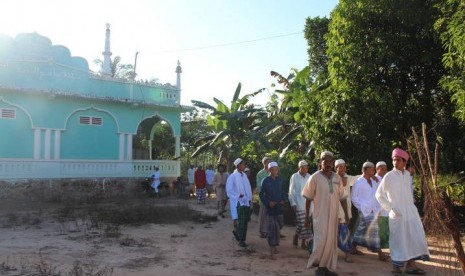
[295,210,313,240]
[196,188,206,203]
[267,215,283,247]
[338,224,352,253]
[236,204,251,241]
[353,212,380,251]
[378,216,389,249]
[258,201,268,236]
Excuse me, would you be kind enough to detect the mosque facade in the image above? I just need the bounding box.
[0,25,188,182]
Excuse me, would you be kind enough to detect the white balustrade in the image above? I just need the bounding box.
[0,159,180,180]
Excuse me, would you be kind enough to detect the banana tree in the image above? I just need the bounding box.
[191,83,267,169]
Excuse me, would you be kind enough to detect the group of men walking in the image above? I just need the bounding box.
[223,148,430,276]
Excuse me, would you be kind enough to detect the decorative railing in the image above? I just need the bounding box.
[0,159,180,180]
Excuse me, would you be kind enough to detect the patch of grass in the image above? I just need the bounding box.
[0,260,17,272]
[67,261,113,276]
[88,204,215,225]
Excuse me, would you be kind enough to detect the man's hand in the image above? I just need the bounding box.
[269,201,276,208]
[292,205,297,213]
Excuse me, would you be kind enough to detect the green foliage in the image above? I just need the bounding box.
[434,0,465,122]
[191,83,267,169]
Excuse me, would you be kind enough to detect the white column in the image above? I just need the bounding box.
[175,135,180,158]
[119,133,125,160]
[33,129,41,159]
[149,139,153,160]
[44,129,51,160]
[54,130,61,160]
[126,134,133,160]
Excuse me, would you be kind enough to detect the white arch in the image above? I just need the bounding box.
[0,97,35,128]
[134,112,176,137]
[63,105,121,132]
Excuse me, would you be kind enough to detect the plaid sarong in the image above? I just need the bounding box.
[236,204,252,241]
[353,212,380,252]
[338,223,352,253]
[295,210,313,240]
[196,188,207,204]
[266,215,283,247]
[378,216,389,249]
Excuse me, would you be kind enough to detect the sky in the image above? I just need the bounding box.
[0,0,338,106]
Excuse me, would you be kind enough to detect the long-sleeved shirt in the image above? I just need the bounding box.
[187,168,195,184]
[288,171,310,211]
[194,169,207,189]
[260,175,285,216]
[351,175,381,217]
[205,169,215,185]
[255,169,269,193]
[226,170,253,220]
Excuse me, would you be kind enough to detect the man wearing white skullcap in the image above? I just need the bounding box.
[374,160,390,261]
[302,151,348,275]
[289,160,312,249]
[334,159,359,261]
[260,161,285,256]
[256,156,272,238]
[352,161,388,261]
[226,157,253,247]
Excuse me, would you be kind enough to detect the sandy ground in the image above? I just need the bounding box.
[0,197,463,276]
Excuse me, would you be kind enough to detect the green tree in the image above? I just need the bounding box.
[435,0,465,122]
[319,0,463,169]
[191,83,267,169]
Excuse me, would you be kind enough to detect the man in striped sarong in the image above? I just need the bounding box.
[351,162,387,261]
[288,160,312,249]
[260,161,285,256]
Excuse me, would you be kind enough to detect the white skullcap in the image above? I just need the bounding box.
[298,160,308,167]
[268,162,278,169]
[320,151,334,159]
[244,167,250,172]
[362,161,375,168]
[335,159,346,168]
[376,161,387,168]
[233,158,243,167]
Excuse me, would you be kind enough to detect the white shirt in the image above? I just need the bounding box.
[187,168,195,184]
[375,175,389,216]
[226,170,253,220]
[351,175,381,217]
[205,169,215,185]
[288,171,310,211]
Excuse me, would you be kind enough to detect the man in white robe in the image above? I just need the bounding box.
[302,151,348,276]
[289,160,312,249]
[226,157,253,247]
[375,148,429,275]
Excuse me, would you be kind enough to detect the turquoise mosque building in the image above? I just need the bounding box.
[0,25,189,183]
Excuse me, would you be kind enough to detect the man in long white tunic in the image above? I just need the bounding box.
[288,160,312,249]
[302,151,347,276]
[375,148,429,275]
[226,157,253,247]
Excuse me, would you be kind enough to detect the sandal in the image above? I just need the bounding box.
[392,268,404,276]
[378,252,390,262]
[405,268,426,275]
[350,248,364,255]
